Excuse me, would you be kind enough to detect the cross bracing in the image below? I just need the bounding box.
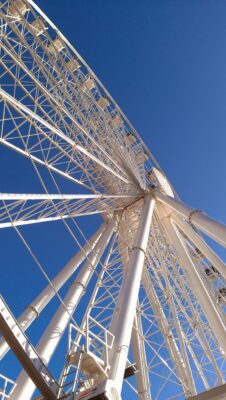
[0,1,226,400]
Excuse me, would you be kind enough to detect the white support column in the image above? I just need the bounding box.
[58,234,117,392]
[157,239,224,385]
[142,266,195,397]
[104,195,155,399]
[152,229,196,395]
[10,220,115,400]
[131,311,151,400]
[155,190,226,247]
[157,205,226,356]
[0,223,105,360]
[171,214,226,280]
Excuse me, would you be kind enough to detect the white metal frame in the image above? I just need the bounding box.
[0,1,225,400]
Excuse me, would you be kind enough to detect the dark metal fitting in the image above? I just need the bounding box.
[188,209,203,223]
[25,304,39,318]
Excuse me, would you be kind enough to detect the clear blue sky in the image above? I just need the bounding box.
[33,0,226,223]
[1,0,226,395]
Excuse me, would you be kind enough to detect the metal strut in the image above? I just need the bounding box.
[0,295,59,400]
[83,195,155,400]
[10,221,115,400]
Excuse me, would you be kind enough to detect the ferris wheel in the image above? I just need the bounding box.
[0,1,226,400]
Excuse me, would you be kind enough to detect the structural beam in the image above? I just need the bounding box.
[95,195,155,400]
[155,190,226,247]
[0,193,134,201]
[142,266,195,397]
[157,204,226,355]
[132,311,151,400]
[0,88,130,185]
[0,296,59,400]
[0,223,105,360]
[10,220,115,400]
[171,214,226,280]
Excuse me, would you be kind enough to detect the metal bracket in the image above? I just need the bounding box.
[72,280,86,293]
[131,246,146,257]
[188,209,203,223]
[25,305,39,319]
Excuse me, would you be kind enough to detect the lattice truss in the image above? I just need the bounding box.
[0,1,226,400]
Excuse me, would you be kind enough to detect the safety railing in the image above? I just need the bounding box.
[0,374,15,400]
[68,314,114,369]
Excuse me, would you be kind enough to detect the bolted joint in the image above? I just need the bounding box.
[131,246,146,257]
[71,280,86,294]
[25,305,39,319]
[188,209,204,223]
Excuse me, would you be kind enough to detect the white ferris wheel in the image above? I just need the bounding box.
[0,1,226,400]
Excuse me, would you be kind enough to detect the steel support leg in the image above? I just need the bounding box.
[131,311,151,400]
[96,195,155,400]
[157,205,226,355]
[142,266,195,397]
[10,220,115,400]
[155,190,226,247]
[0,223,105,360]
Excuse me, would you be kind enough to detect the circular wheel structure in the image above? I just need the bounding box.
[0,1,226,400]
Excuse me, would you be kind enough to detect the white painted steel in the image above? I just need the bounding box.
[25,0,161,175]
[157,206,226,355]
[142,266,195,397]
[0,193,134,201]
[0,296,59,400]
[155,190,226,247]
[107,195,155,395]
[131,312,151,400]
[0,223,105,360]
[171,213,226,280]
[10,221,115,400]
[0,2,226,399]
[0,88,130,185]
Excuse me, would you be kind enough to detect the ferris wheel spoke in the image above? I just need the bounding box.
[141,266,194,396]
[0,22,143,190]
[151,245,225,385]
[148,229,196,395]
[157,206,226,356]
[155,190,226,247]
[144,213,225,393]
[10,220,115,400]
[27,0,157,176]
[171,213,226,281]
[0,192,134,229]
[0,222,106,361]
[0,89,134,193]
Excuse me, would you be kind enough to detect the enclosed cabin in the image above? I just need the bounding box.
[83,76,96,91]
[111,114,123,129]
[47,37,65,54]
[30,17,47,36]
[136,151,149,164]
[96,96,110,110]
[66,58,81,73]
[8,0,29,18]
[194,247,205,259]
[218,287,226,304]
[204,265,220,281]
[147,168,157,188]
[126,132,136,145]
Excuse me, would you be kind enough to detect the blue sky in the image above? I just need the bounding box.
[32,0,226,224]
[0,0,226,397]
